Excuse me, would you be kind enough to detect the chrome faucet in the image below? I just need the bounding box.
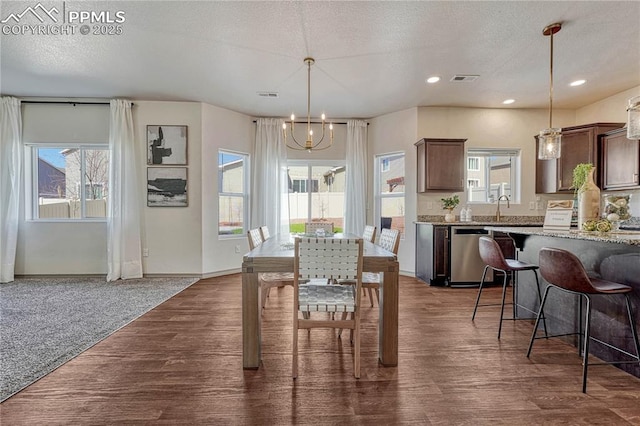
[496,195,510,222]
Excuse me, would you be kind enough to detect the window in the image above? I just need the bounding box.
[32,146,109,220]
[292,178,319,193]
[375,152,405,236]
[287,162,345,233]
[468,157,480,171]
[466,149,521,204]
[218,150,249,236]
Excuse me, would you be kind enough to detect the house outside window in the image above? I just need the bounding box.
[375,152,405,236]
[287,161,345,233]
[467,149,520,203]
[218,150,249,236]
[31,146,109,220]
[468,157,480,171]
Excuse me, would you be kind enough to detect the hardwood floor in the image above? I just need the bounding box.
[1,274,639,425]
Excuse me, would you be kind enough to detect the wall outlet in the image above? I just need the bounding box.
[536,202,543,210]
[426,202,433,210]
[142,248,149,257]
[529,201,535,210]
[235,245,241,253]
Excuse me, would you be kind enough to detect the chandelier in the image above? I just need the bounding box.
[538,22,562,160]
[282,57,334,151]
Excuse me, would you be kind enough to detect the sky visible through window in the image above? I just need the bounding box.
[39,148,66,168]
[219,152,242,166]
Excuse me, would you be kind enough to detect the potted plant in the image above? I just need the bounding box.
[441,195,460,222]
[571,163,594,194]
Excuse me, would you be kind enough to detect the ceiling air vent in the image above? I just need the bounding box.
[450,75,480,82]
[257,91,279,98]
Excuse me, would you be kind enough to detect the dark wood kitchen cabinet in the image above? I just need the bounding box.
[535,123,624,193]
[600,128,640,190]
[415,138,466,192]
[415,223,449,286]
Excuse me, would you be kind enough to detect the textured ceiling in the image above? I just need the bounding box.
[1,1,639,119]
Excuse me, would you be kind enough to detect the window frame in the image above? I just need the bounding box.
[466,148,521,204]
[28,143,109,222]
[287,159,346,231]
[218,149,250,239]
[374,151,405,238]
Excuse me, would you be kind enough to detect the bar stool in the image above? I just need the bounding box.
[528,247,640,393]
[472,236,547,339]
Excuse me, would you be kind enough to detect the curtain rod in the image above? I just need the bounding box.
[252,120,367,125]
[21,100,134,106]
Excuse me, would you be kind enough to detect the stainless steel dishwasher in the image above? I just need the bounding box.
[449,226,493,286]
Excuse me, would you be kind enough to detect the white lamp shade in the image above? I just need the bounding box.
[538,128,562,160]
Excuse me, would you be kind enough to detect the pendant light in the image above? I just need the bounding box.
[282,57,334,152]
[538,22,562,160]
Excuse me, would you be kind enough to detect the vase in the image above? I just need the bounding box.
[444,211,456,222]
[578,168,601,229]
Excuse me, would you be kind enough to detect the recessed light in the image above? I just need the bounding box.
[426,76,440,84]
[570,79,586,87]
[503,99,515,105]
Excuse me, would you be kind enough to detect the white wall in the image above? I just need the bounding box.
[133,101,204,275]
[369,108,418,274]
[201,103,254,276]
[576,86,639,124]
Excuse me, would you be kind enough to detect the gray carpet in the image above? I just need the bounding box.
[0,276,198,401]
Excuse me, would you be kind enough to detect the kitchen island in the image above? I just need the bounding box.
[486,226,640,378]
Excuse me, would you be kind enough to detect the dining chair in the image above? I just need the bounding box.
[337,228,399,308]
[293,237,364,379]
[247,228,294,311]
[259,225,270,241]
[362,225,377,243]
[304,222,334,234]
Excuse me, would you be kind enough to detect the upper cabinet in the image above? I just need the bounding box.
[535,123,624,194]
[601,128,640,190]
[415,138,466,192]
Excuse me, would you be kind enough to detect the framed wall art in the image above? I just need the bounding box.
[147,125,188,165]
[147,167,188,207]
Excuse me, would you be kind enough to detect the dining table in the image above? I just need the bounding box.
[242,233,400,369]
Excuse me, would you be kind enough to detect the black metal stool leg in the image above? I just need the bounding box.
[532,270,548,338]
[624,294,640,366]
[498,272,509,339]
[528,285,551,357]
[472,265,490,321]
[581,295,592,393]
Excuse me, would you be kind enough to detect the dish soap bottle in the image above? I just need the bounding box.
[460,206,468,222]
[466,205,473,222]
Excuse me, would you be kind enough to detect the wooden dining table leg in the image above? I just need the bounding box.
[242,266,261,369]
[379,263,399,366]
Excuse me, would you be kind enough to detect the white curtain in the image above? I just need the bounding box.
[107,99,143,281]
[344,119,368,235]
[0,97,22,283]
[252,118,289,235]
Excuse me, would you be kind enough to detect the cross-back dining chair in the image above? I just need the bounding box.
[362,225,377,243]
[247,228,294,311]
[337,227,399,308]
[259,225,270,241]
[293,237,364,379]
[305,222,334,234]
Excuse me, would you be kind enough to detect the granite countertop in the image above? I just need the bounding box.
[484,226,640,247]
[415,215,544,226]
